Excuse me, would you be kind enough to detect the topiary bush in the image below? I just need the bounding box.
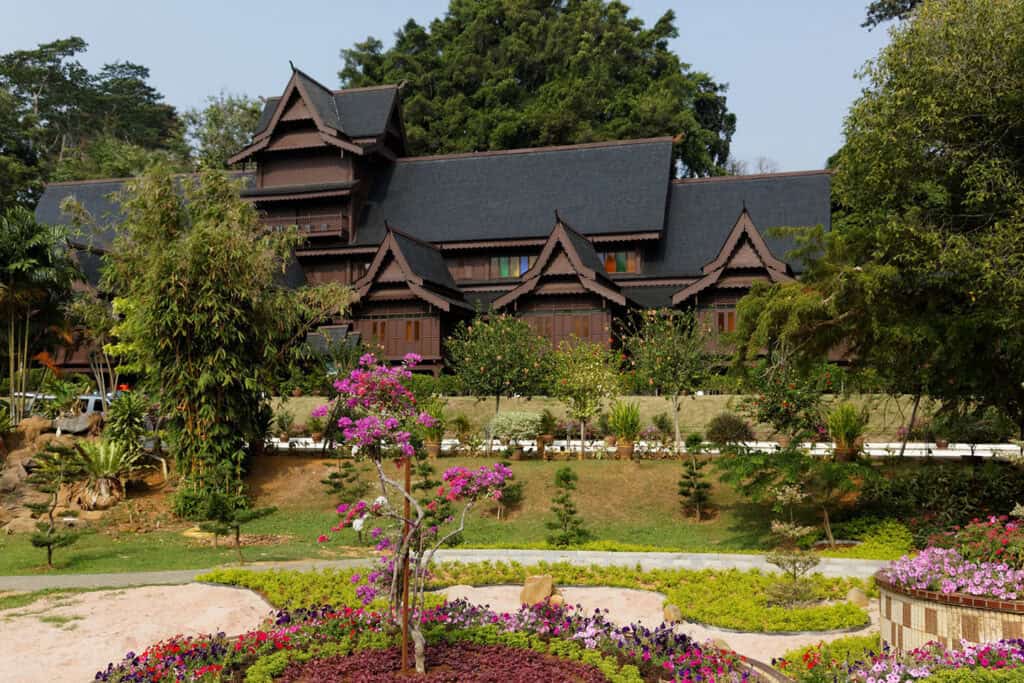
[706,412,755,445]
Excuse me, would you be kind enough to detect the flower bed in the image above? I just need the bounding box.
[877,517,1024,651]
[773,637,1024,682]
[199,562,872,634]
[96,601,761,683]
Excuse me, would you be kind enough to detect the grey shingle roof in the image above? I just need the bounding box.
[620,285,679,309]
[335,87,398,139]
[37,179,125,251]
[390,230,458,292]
[561,222,608,275]
[356,138,674,245]
[252,81,397,141]
[648,172,831,277]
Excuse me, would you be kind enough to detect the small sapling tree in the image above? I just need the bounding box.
[198,495,277,563]
[26,445,83,567]
[546,466,591,547]
[551,340,621,459]
[678,433,712,520]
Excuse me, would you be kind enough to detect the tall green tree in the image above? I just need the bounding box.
[863,0,922,28]
[0,207,78,423]
[101,166,352,516]
[619,309,713,449]
[340,1,735,176]
[0,36,186,196]
[184,92,263,169]
[734,0,1024,437]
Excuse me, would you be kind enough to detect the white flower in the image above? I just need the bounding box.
[374,496,387,507]
[352,516,366,532]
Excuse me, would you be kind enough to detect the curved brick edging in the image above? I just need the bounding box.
[876,571,1024,651]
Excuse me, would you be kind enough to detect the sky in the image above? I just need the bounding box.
[1,1,892,171]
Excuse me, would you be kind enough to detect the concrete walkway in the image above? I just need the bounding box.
[0,549,886,592]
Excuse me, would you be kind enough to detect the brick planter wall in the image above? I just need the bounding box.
[877,572,1024,651]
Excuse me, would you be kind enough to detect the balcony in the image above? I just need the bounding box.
[260,213,346,239]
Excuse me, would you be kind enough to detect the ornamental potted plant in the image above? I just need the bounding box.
[307,415,325,443]
[420,396,447,458]
[827,402,868,461]
[608,400,641,460]
[490,412,541,460]
[274,409,294,444]
[537,408,558,461]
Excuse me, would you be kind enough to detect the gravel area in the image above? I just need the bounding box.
[0,584,272,683]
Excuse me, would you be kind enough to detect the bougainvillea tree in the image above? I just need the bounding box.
[315,352,512,673]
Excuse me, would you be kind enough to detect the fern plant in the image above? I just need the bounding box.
[74,439,142,510]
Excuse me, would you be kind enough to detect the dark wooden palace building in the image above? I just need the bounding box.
[37,67,830,374]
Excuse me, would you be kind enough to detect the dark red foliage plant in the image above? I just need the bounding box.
[277,643,608,682]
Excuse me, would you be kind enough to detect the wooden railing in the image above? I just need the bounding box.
[260,213,345,237]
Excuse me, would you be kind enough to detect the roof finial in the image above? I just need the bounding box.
[742,199,747,212]
[554,208,563,225]
[384,219,392,233]
[289,60,296,72]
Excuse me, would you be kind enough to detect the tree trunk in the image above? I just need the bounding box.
[672,395,682,455]
[485,395,500,455]
[899,393,921,458]
[579,419,585,460]
[235,526,243,564]
[822,506,835,548]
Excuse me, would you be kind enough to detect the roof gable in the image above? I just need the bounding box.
[493,218,625,309]
[671,208,793,305]
[353,227,469,312]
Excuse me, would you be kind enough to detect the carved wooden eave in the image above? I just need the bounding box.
[492,217,626,310]
[671,208,793,305]
[351,227,471,313]
[228,68,367,165]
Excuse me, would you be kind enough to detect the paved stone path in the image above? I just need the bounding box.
[0,549,886,591]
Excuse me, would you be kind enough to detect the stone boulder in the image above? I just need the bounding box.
[520,574,555,606]
[663,604,683,623]
[17,415,53,444]
[55,414,92,435]
[0,463,27,493]
[847,587,870,608]
[3,515,39,534]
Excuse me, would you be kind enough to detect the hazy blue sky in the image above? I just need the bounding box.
[2,1,892,171]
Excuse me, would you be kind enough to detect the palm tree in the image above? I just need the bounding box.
[0,207,78,423]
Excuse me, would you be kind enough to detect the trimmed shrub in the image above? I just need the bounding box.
[705,412,754,445]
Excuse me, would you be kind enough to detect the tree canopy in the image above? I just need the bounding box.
[184,92,263,169]
[340,0,735,176]
[734,0,1024,435]
[0,37,187,206]
[863,0,922,28]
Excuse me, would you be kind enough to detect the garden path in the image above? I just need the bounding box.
[0,584,271,683]
[0,549,887,591]
[442,584,880,664]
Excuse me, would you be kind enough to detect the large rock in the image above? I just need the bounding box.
[0,463,27,493]
[17,415,53,444]
[3,515,39,534]
[847,587,870,608]
[520,574,555,606]
[663,604,683,623]
[33,433,75,451]
[55,414,92,435]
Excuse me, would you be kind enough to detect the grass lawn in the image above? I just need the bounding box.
[0,456,773,575]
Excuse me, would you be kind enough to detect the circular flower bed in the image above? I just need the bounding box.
[276,643,608,682]
[96,600,762,682]
[774,636,1024,682]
